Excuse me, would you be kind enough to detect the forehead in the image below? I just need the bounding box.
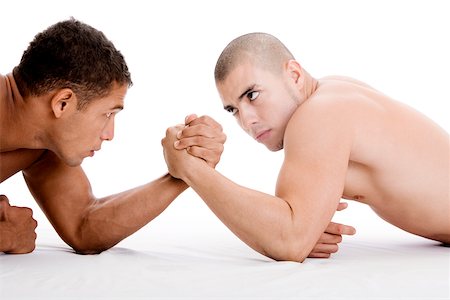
[86,83,127,110]
[217,62,278,103]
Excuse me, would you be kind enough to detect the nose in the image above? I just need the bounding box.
[238,105,258,132]
[101,117,115,141]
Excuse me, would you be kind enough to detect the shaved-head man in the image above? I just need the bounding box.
[162,33,450,262]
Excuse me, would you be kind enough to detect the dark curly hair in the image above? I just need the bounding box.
[13,18,132,110]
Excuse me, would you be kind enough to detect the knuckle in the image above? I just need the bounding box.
[211,155,220,165]
[196,136,205,144]
[28,243,36,253]
[22,207,33,217]
[32,219,38,229]
[187,146,199,155]
[197,115,208,124]
[214,122,223,131]
[215,145,224,156]
[175,139,184,148]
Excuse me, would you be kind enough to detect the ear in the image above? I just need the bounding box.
[285,60,304,90]
[51,89,77,118]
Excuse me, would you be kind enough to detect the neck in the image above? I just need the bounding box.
[0,73,49,152]
[301,69,319,100]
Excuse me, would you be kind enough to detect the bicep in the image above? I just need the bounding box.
[23,151,95,244]
[276,106,352,247]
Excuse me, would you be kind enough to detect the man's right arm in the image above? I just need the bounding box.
[163,99,356,262]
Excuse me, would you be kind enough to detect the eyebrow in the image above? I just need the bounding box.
[238,84,256,101]
[112,104,124,111]
[223,84,256,111]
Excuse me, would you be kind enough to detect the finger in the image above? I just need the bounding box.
[187,146,222,167]
[175,135,224,150]
[311,243,339,254]
[185,114,198,125]
[178,124,224,140]
[186,115,223,130]
[336,202,348,211]
[0,195,10,205]
[308,252,331,258]
[10,206,34,219]
[6,240,36,254]
[0,195,9,221]
[326,222,356,235]
[30,217,38,230]
[316,232,343,244]
[165,125,184,139]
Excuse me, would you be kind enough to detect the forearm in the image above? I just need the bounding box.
[73,174,187,253]
[182,164,312,262]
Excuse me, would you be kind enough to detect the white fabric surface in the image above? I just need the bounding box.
[1,198,449,300]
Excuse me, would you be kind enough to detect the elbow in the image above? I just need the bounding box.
[67,238,112,255]
[285,251,308,263]
[262,238,310,263]
[66,213,119,255]
[65,225,115,255]
[267,250,308,263]
[71,244,107,255]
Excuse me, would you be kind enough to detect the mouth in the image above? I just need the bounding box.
[255,129,271,142]
[89,148,101,157]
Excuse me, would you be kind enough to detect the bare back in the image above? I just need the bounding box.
[313,77,449,242]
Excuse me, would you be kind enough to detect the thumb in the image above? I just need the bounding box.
[336,202,348,211]
[0,195,10,221]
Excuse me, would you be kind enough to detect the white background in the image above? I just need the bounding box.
[1,0,449,246]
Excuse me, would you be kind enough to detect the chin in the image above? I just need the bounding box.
[265,141,284,152]
[66,160,83,167]
[61,155,84,167]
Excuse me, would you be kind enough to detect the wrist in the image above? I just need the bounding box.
[165,173,189,190]
[180,158,210,187]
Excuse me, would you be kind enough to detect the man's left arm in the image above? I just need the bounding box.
[23,115,225,254]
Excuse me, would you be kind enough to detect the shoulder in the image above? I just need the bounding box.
[283,77,375,154]
[287,76,385,133]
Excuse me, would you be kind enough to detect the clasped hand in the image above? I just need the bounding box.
[162,114,226,180]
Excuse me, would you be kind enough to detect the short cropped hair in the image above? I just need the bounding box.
[214,32,294,83]
[13,18,132,109]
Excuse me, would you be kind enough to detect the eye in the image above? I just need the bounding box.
[226,107,238,115]
[247,91,259,101]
